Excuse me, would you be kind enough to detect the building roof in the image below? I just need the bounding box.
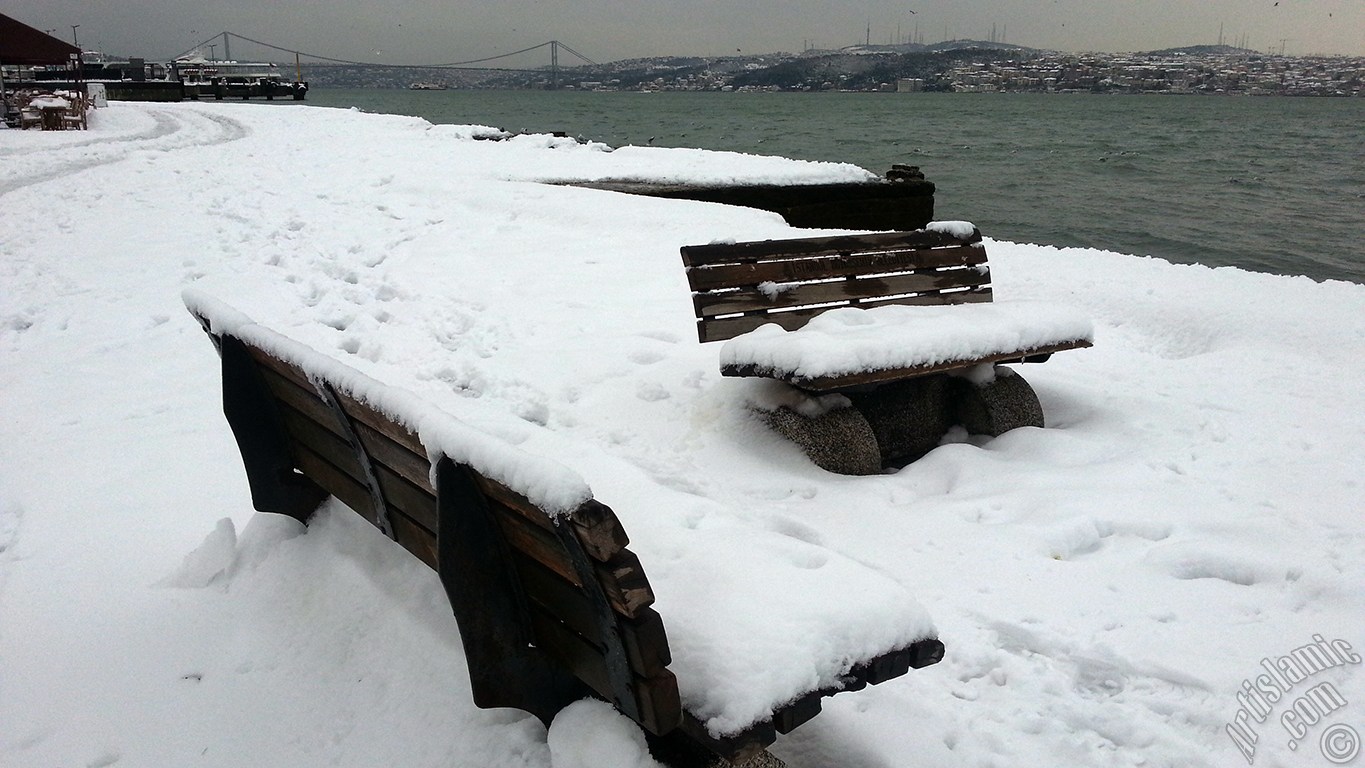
[0,13,81,66]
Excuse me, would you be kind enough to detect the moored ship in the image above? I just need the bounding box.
[172,57,308,100]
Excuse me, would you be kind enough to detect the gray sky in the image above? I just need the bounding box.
[8,0,1363,65]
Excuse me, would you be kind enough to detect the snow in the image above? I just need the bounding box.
[925,220,979,240]
[719,300,1094,380]
[2,101,1363,768]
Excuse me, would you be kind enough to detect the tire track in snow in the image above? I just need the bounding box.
[0,106,250,197]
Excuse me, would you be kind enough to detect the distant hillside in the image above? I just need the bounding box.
[1142,44,1257,56]
[835,40,1037,56]
[729,47,1043,91]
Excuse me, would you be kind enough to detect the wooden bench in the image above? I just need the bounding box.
[681,226,1093,473]
[185,293,944,767]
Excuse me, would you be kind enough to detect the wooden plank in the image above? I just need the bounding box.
[773,693,823,734]
[686,244,987,292]
[514,556,671,678]
[696,287,994,343]
[679,229,981,267]
[527,608,682,735]
[275,404,367,490]
[373,463,438,534]
[491,502,655,618]
[389,510,439,570]
[857,285,993,308]
[478,477,557,533]
[491,498,584,588]
[594,550,656,617]
[292,442,379,528]
[620,607,672,676]
[247,344,427,465]
[353,418,433,493]
[698,305,833,344]
[566,499,630,563]
[257,365,347,441]
[673,712,777,764]
[332,387,425,460]
[246,344,314,392]
[693,267,991,317]
[516,554,605,644]
[723,338,1093,392]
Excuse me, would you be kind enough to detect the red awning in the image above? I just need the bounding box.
[0,13,81,66]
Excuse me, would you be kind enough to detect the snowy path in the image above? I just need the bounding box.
[1,102,1362,768]
[0,106,249,196]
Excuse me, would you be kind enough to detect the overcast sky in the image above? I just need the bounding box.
[8,0,1363,66]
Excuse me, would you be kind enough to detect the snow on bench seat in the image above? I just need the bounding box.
[720,300,1095,392]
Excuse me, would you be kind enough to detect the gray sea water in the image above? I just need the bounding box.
[306,89,1365,283]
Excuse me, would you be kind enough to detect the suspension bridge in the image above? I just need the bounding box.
[174,32,597,87]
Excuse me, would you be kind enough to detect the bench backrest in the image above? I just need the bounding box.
[681,227,989,343]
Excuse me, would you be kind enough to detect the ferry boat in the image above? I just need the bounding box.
[23,52,307,101]
[172,57,308,100]
[409,82,448,90]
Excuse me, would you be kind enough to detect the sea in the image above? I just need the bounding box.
[305,89,1365,284]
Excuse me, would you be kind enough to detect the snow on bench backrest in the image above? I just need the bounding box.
[184,288,592,516]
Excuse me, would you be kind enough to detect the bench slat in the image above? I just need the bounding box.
[333,387,427,469]
[724,337,1094,392]
[353,418,434,494]
[693,266,991,318]
[679,229,980,267]
[271,398,438,537]
[516,556,672,678]
[527,608,682,735]
[373,463,438,533]
[389,511,439,570]
[292,440,375,519]
[686,243,987,292]
[593,550,657,618]
[698,287,993,343]
[283,420,436,564]
[257,363,346,440]
[492,498,585,588]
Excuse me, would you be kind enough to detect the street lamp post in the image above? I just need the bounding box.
[71,24,80,47]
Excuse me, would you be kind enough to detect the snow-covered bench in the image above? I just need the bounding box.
[184,291,944,768]
[681,225,1094,473]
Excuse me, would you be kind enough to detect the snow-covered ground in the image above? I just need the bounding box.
[1,102,1362,768]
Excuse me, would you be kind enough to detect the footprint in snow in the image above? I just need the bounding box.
[636,382,670,401]
[628,349,666,365]
[638,329,680,344]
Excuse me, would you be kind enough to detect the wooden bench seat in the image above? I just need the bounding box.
[185,292,944,767]
[681,226,1093,472]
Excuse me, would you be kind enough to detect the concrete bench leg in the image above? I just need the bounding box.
[705,751,787,768]
[758,405,883,476]
[847,375,955,466]
[952,366,1044,437]
[756,366,1044,474]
